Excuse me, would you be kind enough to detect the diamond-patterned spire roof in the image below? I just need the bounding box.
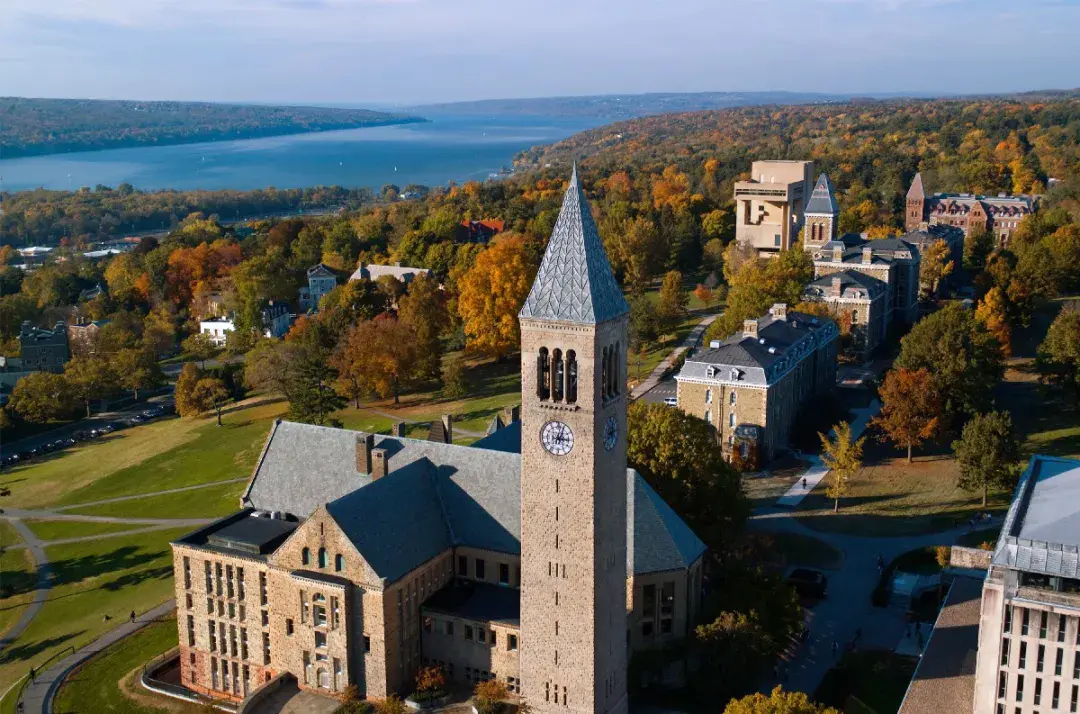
[907,172,926,199]
[805,173,839,215]
[519,165,629,324]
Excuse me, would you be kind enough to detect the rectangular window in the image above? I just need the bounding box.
[207,597,213,615]
[230,625,237,657]
[261,610,269,627]
[1060,614,1067,643]
[331,596,340,629]
[263,632,271,665]
[660,582,675,617]
[286,618,294,636]
[1054,681,1061,710]
[1035,677,1042,706]
[186,593,193,610]
[476,559,485,580]
[1038,643,1045,672]
[226,565,234,598]
[300,591,308,624]
[458,555,468,577]
[205,561,212,592]
[259,572,268,606]
[489,630,496,647]
[500,563,510,585]
[241,628,248,660]
[1005,607,1013,634]
[364,635,371,653]
[303,651,311,684]
[1002,637,1010,666]
[1042,611,1049,639]
[1071,684,1077,713]
[1020,641,1028,668]
[465,625,473,641]
[237,567,245,601]
[183,557,191,589]
[216,563,223,596]
[1017,674,1024,702]
[1023,609,1030,636]
[315,631,327,649]
[508,634,518,651]
[209,622,217,652]
[999,672,1007,699]
[187,615,195,646]
[477,627,486,643]
[212,657,219,690]
[1059,648,1066,676]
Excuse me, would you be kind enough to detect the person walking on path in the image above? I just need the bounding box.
[802,477,808,490]
[28,667,35,684]
[129,610,136,624]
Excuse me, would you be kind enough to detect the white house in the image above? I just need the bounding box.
[199,318,235,347]
[200,301,292,346]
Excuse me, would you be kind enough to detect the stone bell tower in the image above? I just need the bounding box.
[803,173,839,250]
[518,166,630,714]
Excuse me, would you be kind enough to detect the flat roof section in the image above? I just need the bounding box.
[897,576,982,714]
[993,456,1080,577]
[176,510,298,559]
[422,581,520,628]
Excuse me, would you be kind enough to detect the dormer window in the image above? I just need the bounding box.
[706,366,716,379]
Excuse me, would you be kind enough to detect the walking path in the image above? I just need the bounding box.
[630,314,717,400]
[19,599,177,714]
[0,519,51,651]
[775,399,882,507]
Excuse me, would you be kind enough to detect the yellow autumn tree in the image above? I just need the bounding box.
[975,286,1012,357]
[457,234,540,359]
[651,165,692,211]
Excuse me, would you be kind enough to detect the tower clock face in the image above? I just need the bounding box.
[603,416,618,451]
[540,421,574,456]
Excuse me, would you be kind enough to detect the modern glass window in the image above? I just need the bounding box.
[1020,641,1028,668]
[1022,609,1030,636]
[1001,637,1010,666]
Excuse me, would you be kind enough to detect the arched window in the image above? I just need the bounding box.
[335,554,344,572]
[566,351,578,403]
[552,349,564,402]
[537,348,550,400]
[318,548,328,569]
[601,346,610,399]
[302,548,310,566]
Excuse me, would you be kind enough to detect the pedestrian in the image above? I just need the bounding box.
[103,613,111,623]
[28,666,34,683]
[802,477,808,490]
[129,610,136,624]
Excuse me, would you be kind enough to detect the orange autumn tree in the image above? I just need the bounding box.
[871,367,942,463]
[457,234,539,360]
[165,239,243,306]
[975,286,1012,357]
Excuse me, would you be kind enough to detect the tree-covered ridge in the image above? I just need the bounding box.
[521,98,1080,228]
[0,97,425,158]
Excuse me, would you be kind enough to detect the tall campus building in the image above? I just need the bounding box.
[169,169,706,711]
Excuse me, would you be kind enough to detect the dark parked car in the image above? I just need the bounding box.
[787,568,829,599]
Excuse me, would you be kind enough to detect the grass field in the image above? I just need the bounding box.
[24,520,147,542]
[65,481,245,521]
[0,524,35,640]
[0,528,188,694]
[749,530,845,571]
[53,617,201,714]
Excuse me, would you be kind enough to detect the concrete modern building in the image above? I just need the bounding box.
[973,455,1080,714]
[802,270,888,357]
[18,321,69,373]
[299,264,338,312]
[170,170,705,710]
[734,160,815,255]
[674,304,838,463]
[906,172,1037,246]
[810,235,921,327]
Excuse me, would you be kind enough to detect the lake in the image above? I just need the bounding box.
[0,114,604,193]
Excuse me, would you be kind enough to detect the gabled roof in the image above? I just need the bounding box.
[307,263,336,279]
[805,269,886,298]
[519,166,629,325]
[242,420,703,582]
[907,172,926,200]
[805,173,839,216]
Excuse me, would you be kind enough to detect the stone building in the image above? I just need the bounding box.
[674,304,838,463]
[299,264,338,312]
[905,172,1036,246]
[170,170,705,710]
[734,160,815,255]
[802,271,887,357]
[972,455,1080,714]
[349,262,431,286]
[802,173,840,252]
[810,235,921,327]
[18,321,69,373]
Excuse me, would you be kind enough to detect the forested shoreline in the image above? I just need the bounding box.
[0,97,425,158]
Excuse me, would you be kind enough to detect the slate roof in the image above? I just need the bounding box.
[804,173,839,215]
[242,420,703,582]
[907,172,926,199]
[805,269,886,299]
[349,263,431,284]
[307,263,336,279]
[519,166,629,325]
[992,455,1080,578]
[677,309,837,387]
[423,581,521,627]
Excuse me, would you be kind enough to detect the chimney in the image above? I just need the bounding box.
[743,319,759,338]
[831,245,843,263]
[831,276,843,297]
[504,405,520,424]
[441,414,453,444]
[769,303,788,321]
[355,433,375,474]
[862,246,873,265]
[371,448,389,481]
[392,421,407,438]
[394,261,402,268]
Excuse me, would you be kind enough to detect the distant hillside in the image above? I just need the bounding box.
[409,91,863,119]
[0,98,426,158]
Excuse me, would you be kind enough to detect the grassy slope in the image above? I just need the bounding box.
[0,523,35,641]
[67,481,245,520]
[0,528,189,692]
[23,521,146,542]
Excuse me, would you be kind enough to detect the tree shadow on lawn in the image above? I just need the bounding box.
[0,631,84,666]
[998,378,1080,457]
[4,546,168,599]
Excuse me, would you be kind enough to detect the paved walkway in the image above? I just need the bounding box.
[630,314,717,400]
[775,399,881,507]
[0,520,51,651]
[20,600,177,714]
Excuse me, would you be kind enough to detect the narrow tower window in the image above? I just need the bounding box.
[600,346,610,399]
[614,342,621,394]
[566,351,577,403]
[552,349,564,402]
[537,348,550,400]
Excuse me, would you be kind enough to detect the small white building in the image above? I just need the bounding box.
[200,301,292,346]
[199,318,235,347]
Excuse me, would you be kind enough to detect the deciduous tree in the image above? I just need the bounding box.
[872,368,941,462]
[181,332,217,368]
[457,235,539,360]
[975,286,1012,356]
[657,270,689,333]
[1036,306,1080,408]
[64,355,115,417]
[693,284,715,310]
[724,687,840,714]
[8,372,75,423]
[440,355,468,400]
[175,363,204,417]
[244,339,301,401]
[819,421,865,512]
[398,273,449,380]
[952,410,1020,507]
[113,347,164,401]
[336,315,419,405]
[191,377,230,426]
[919,239,955,298]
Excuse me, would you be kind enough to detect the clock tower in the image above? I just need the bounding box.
[518,166,630,714]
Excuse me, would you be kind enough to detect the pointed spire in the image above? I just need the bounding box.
[519,168,629,324]
[907,172,926,200]
[805,173,839,216]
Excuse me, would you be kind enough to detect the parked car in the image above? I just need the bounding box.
[663,396,678,407]
[787,568,829,599]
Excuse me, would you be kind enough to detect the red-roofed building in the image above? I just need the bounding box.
[458,219,505,244]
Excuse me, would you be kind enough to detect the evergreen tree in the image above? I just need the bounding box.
[287,348,346,427]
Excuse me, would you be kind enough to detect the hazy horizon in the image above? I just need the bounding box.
[4,0,1080,106]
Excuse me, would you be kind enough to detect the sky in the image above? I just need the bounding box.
[2,0,1079,106]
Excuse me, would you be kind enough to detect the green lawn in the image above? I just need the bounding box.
[0,528,189,693]
[750,530,844,571]
[24,520,147,543]
[66,481,245,520]
[53,617,201,714]
[628,314,704,388]
[0,525,35,641]
[815,651,918,714]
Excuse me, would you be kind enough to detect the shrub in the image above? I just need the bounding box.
[373,696,407,714]
[935,545,951,569]
[413,665,446,701]
[335,702,374,714]
[474,679,510,714]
